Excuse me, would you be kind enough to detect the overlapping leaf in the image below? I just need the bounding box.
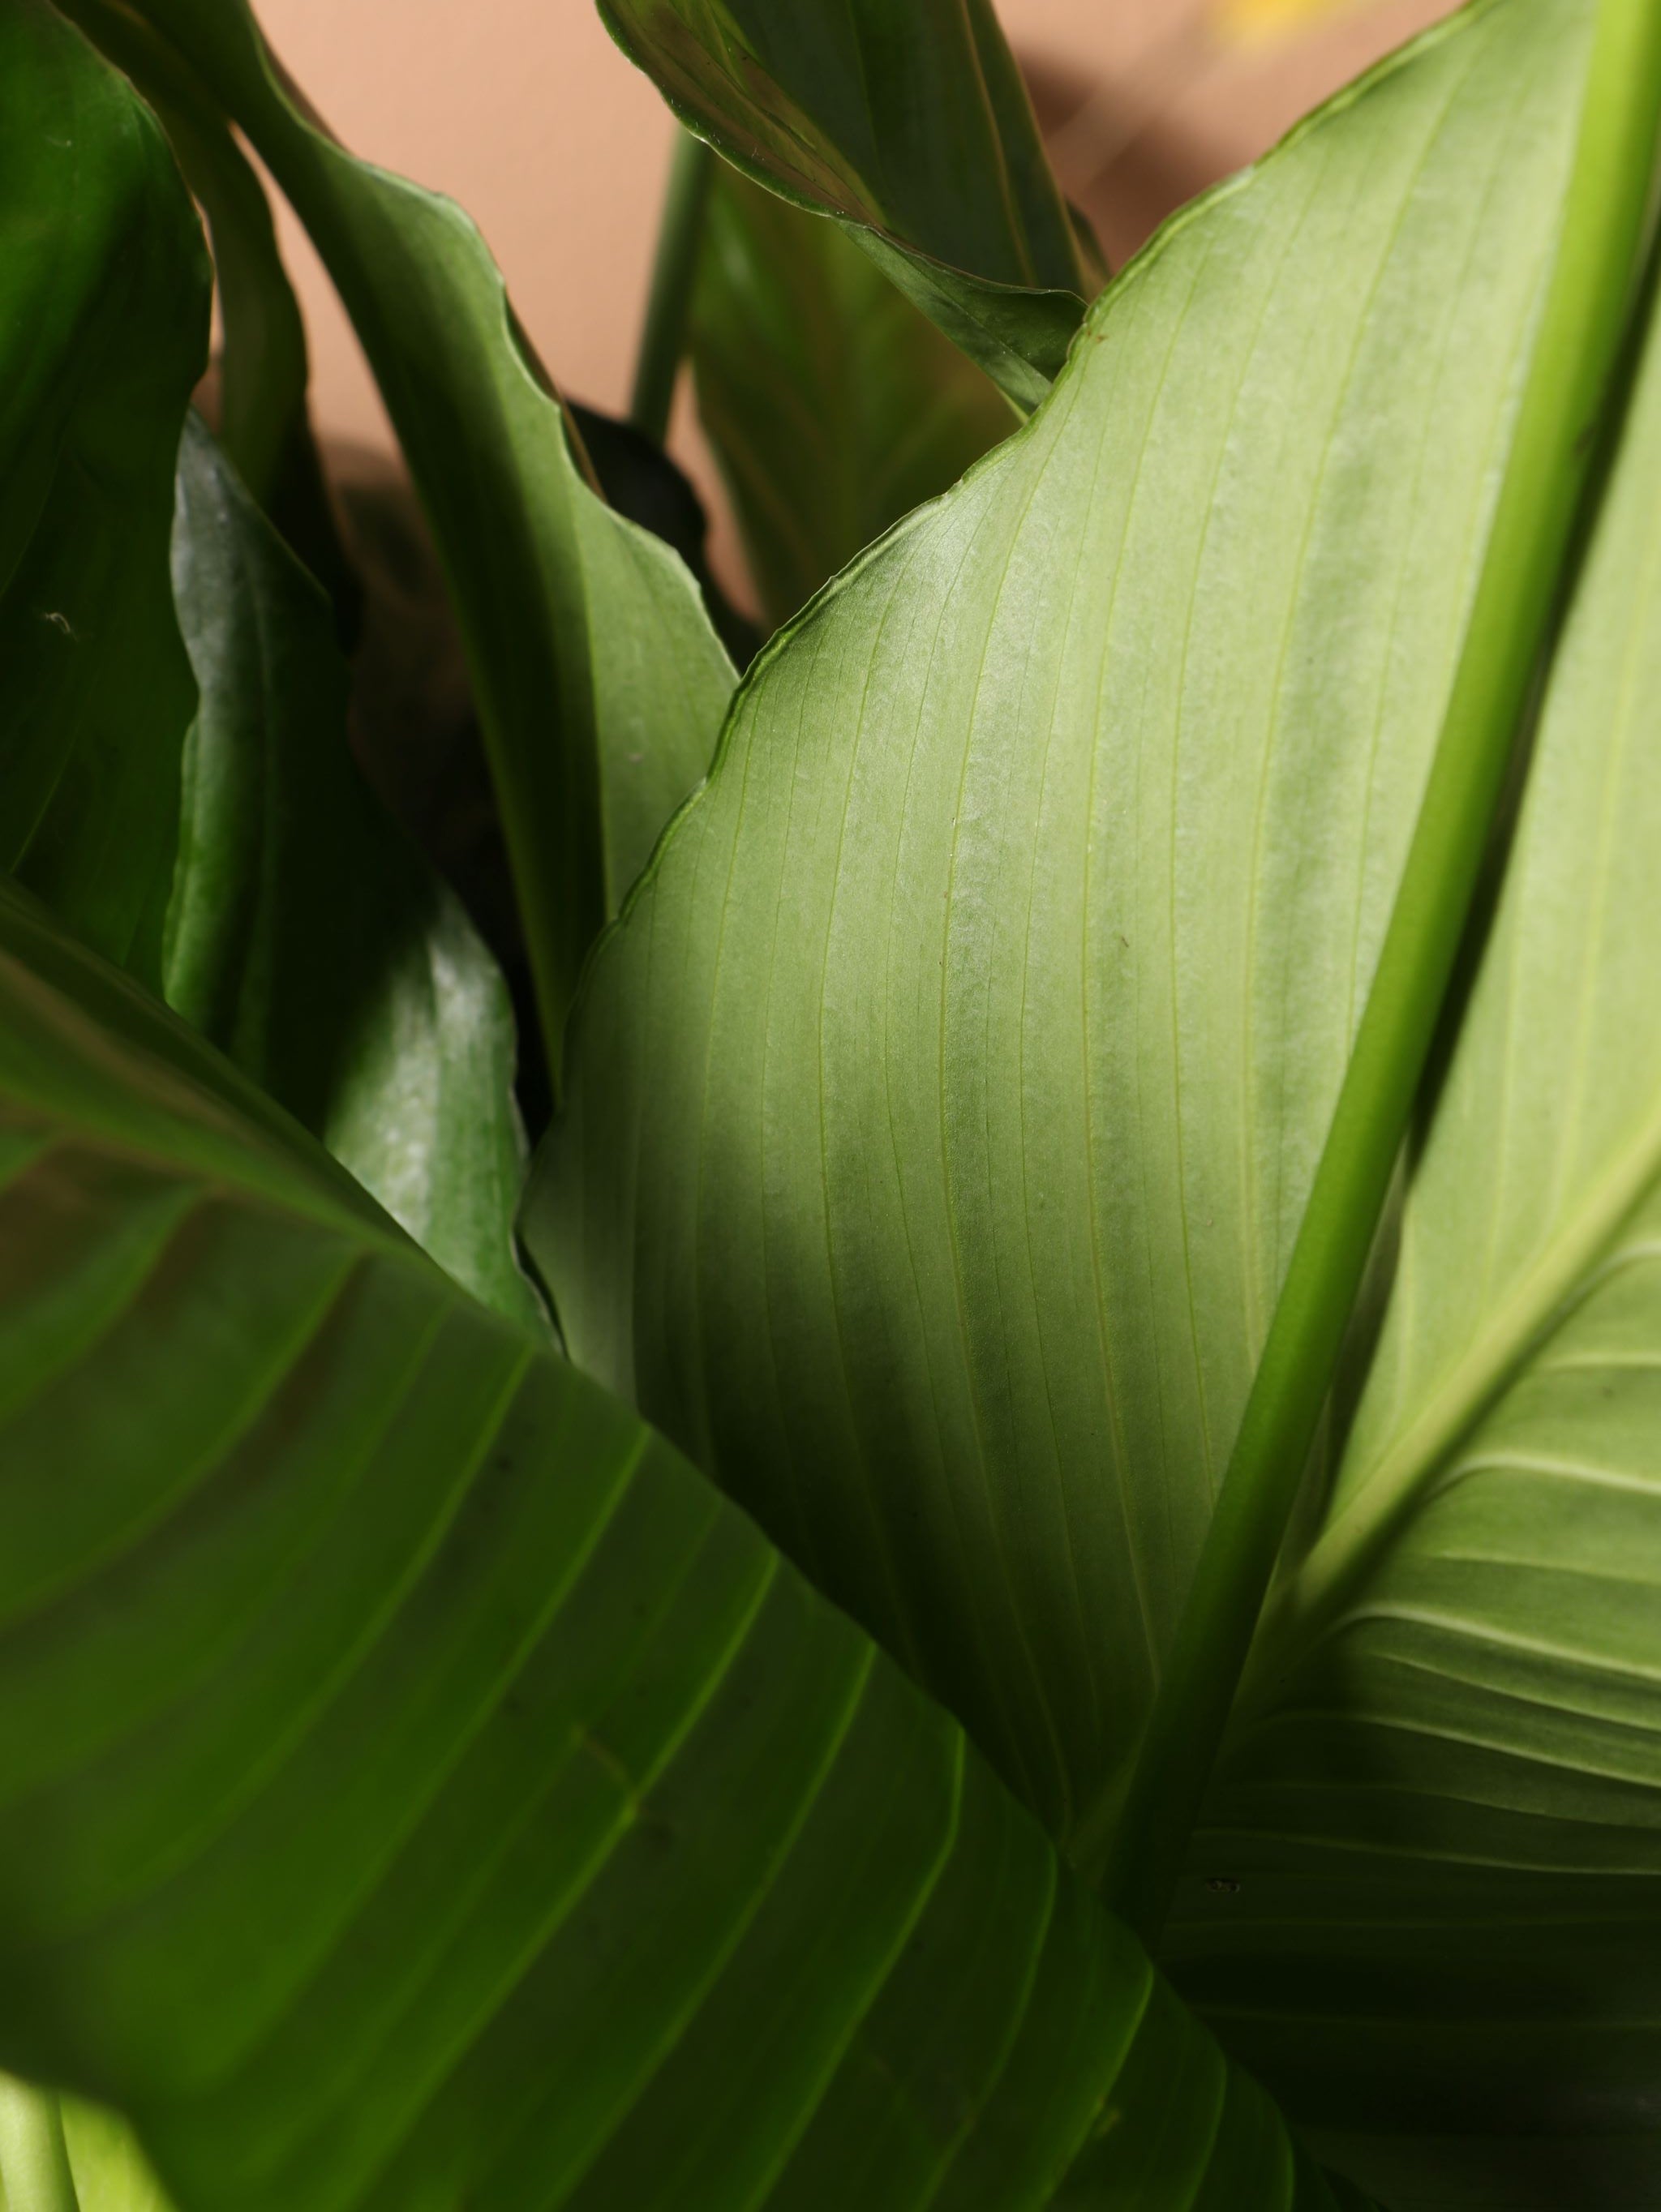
[58,0,354,626]
[691,172,1016,627]
[534,0,1599,1853]
[165,417,540,1327]
[0,0,207,988]
[91,0,735,1052]
[0,873,1362,2212]
[1158,165,1661,2211]
[599,0,1095,408]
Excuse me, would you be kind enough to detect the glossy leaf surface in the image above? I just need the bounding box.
[0,0,207,988]
[165,416,539,1328]
[1160,163,1661,2209]
[109,0,734,1054]
[692,172,1016,628]
[0,876,1357,2212]
[534,0,1598,1851]
[599,0,1092,407]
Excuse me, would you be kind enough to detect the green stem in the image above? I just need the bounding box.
[0,2080,79,2212]
[1101,0,1661,1948]
[630,131,716,445]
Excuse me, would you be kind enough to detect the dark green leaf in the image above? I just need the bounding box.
[530,0,1601,1858]
[165,414,541,1330]
[56,0,357,635]
[691,171,1016,627]
[105,0,736,1055]
[0,0,207,987]
[0,873,1354,2212]
[598,0,1093,408]
[0,2076,78,2212]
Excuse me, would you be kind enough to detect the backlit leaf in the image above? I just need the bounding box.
[533,0,1598,1859]
[1162,146,1661,2209]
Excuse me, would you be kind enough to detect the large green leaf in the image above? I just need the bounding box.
[1154,165,1661,2210]
[0,872,1361,2212]
[87,0,735,1057]
[0,0,207,988]
[532,0,1600,1851]
[691,171,1017,628]
[598,0,1094,409]
[165,414,540,1330]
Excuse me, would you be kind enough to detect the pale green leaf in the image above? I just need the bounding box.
[532,0,1599,1852]
[1161,152,1661,2208]
[63,2098,179,2212]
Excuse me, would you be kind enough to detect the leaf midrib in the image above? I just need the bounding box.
[1255,1080,1661,1690]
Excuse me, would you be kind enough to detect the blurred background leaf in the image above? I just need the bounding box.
[689,174,1016,628]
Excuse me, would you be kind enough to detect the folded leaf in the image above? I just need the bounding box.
[0,872,1354,2212]
[165,414,540,1330]
[692,171,1017,627]
[1161,146,1661,2208]
[598,0,1092,408]
[97,0,736,1055]
[533,0,1600,1849]
[56,0,356,631]
[0,0,207,987]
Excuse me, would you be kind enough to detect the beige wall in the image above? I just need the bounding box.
[255,1,1457,489]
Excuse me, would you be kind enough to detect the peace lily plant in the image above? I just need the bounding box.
[3,0,1661,2204]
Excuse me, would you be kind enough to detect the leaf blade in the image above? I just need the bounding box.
[533,0,1605,1852]
[164,414,541,1328]
[690,172,1017,627]
[105,0,736,1055]
[597,0,1092,406]
[0,874,1346,2212]
[1161,140,1661,2204]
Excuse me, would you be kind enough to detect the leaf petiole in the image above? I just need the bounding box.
[630,130,716,445]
